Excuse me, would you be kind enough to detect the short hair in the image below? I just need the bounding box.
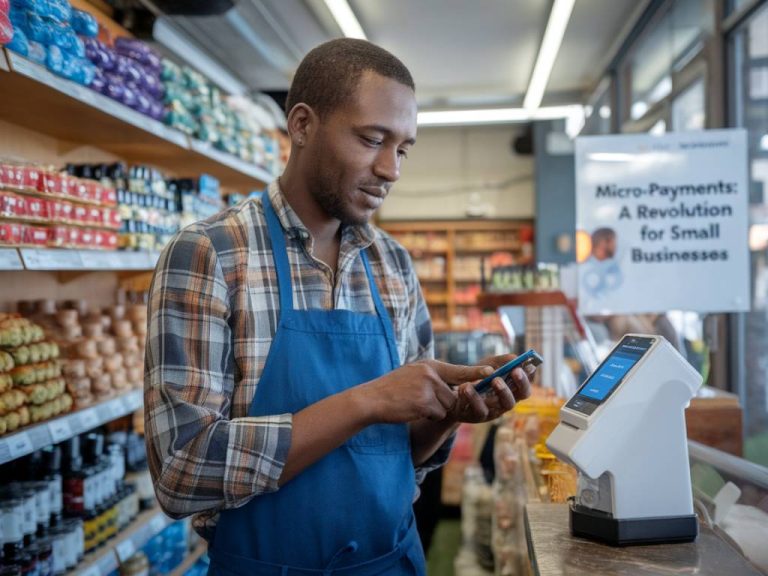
[285,38,415,119]
[591,227,616,244]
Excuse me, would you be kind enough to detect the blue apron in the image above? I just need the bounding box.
[207,194,425,575]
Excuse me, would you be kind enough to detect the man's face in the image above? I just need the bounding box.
[594,236,616,260]
[303,71,417,225]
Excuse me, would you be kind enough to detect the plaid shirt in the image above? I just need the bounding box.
[145,182,448,539]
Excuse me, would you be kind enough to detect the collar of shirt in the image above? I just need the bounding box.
[267,180,376,251]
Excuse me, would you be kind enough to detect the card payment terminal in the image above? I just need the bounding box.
[546,334,702,545]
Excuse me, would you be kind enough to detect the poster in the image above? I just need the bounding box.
[575,129,749,315]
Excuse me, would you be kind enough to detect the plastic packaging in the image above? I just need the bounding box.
[27,39,45,64]
[0,12,12,44]
[45,43,63,76]
[71,8,97,37]
[5,23,27,55]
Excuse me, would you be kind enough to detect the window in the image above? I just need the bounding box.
[728,0,768,466]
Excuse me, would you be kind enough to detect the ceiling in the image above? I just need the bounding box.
[152,0,644,110]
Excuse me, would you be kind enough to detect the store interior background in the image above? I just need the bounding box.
[1,0,767,574]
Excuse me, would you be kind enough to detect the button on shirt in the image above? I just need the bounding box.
[144,182,449,539]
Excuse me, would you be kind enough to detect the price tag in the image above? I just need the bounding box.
[115,538,135,562]
[80,251,122,270]
[6,432,33,459]
[107,400,125,420]
[47,419,72,443]
[0,249,23,270]
[149,514,166,534]
[22,249,83,269]
[78,408,99,431]
[80,566,101,576]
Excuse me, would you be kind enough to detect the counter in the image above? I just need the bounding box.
[524,503,763,576]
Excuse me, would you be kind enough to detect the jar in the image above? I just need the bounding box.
[63,518,84,562]
[49,526,67,576]
[119,552,148,576]
[31,538,52,576]
[0,498,25,556]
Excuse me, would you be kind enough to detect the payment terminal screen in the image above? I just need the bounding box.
[577,336,654,402]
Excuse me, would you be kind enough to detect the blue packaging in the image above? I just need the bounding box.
[5,24,28,55]
[27,39,46,63]
[45,42,63,74]
[71,8,97,37]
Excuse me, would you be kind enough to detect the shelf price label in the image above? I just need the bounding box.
[0,249,23,270]
[78,408,99,431]
[6,432,33,460]
[47,419,72,443]
[107,400,125,420]
[115,538,136,563]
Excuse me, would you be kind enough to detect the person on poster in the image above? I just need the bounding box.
[144,39,535,576]
[581,227,623,304]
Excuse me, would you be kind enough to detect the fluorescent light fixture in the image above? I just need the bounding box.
[153,18,246,95]
[588,153,636,162]
[523,0,576,110]
[324,0,367,40]
[417,105,583,126]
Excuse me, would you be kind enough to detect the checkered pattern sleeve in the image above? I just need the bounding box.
[144,228,292,519]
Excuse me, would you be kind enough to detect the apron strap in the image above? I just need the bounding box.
[263,191,294,313]
[263,190,399,370]
[361,249,400,370]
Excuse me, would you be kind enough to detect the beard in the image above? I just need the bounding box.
[310,162,369,226]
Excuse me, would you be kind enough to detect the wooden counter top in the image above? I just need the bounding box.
[524,503,762,576]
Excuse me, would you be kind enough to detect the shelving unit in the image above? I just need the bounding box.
[71,508,174,576]
[0,50,275,190]
[169,542,208,576]
[0,248,161,271]
[0,389,142,465]
[379,219,534,332]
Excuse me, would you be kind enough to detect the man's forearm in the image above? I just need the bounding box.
[409,418,460,466]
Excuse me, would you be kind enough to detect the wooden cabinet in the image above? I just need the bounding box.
[379,219,534,332]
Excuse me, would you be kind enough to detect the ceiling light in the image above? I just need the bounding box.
[523,0,576,110]
[417,105,583,126]
[323,0,367,40]
[760,133,768,150]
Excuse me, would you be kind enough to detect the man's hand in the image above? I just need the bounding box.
[445,353,535,424]
[354,359,494,424]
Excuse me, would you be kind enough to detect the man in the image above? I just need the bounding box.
[581,227,623,301]
[145,38,533,576]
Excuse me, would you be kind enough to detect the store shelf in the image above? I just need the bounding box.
[0,51,275,190]
[476,291,570,309]
[188,139,274,185]
[425,293,449,305]
[0,248,160,271]
[169,543,208,576]
[0,247,24,269]
[0,389,142,465]
[455,243,521,253]
[72,508,174,576]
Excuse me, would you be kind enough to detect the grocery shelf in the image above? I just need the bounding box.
[476,290,570,309]
[72,508,174,576]
[0,248,24,269]
[0,51,276,190]
[0,388,142,465]
[0,248,160,271]
[455,243,521,253]
[169,542,208,576]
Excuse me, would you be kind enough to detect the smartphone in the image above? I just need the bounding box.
[474,349,543,395]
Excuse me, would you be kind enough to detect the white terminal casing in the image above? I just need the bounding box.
[546,334,702,520]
